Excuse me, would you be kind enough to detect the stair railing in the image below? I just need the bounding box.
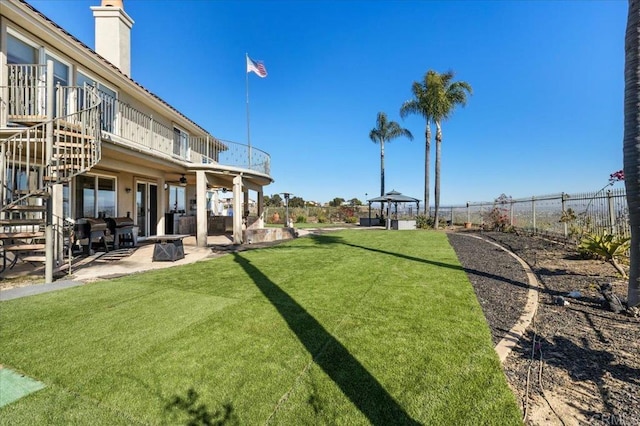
[1,84,102,212]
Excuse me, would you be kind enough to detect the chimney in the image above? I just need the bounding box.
[91,0,134,76]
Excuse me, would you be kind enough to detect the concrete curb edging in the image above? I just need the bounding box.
[465,234,540,363]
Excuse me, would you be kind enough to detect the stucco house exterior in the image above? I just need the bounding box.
[0,0,273,279]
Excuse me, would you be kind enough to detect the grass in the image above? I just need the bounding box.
[0,230,522,425]
[266,222,358,229]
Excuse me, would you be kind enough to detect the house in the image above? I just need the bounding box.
[0,0,273,280]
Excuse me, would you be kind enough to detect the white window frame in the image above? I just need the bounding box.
[6,28,40,61]
[173,125,190,159]
[76,69,119,134]
[74,172,118,219]
[43,50,72,117]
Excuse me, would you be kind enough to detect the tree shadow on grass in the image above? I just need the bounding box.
[232,252,419,425]
[165,388,238,426]
[310,233,552,295]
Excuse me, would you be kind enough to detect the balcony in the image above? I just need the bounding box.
[1,64,271,176]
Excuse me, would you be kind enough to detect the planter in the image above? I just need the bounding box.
[359,218,382,226]
[391,219,416,230]
[464,222,472,229]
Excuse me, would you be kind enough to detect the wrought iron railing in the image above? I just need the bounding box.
[97,86,271,175]
[437,188,629,240]
[4,64,47,120]
[1,85,101,210]
[3,64,271,176]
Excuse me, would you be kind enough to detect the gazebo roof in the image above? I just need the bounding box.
[367,190,420,203]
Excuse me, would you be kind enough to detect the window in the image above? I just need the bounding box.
[6,33,37,64]
[77,71,117,133]
[45,54,69,87]
[45,53,69,117]
[75,175,116,218]
[6,32,40,116]
[168,185,186,213]
[173,127,189,158]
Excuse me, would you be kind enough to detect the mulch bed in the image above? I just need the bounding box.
[448,230,640,426]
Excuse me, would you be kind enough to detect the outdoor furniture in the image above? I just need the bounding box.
[105,217,137,249]
[75,218,109,255]
[149,234,189,261]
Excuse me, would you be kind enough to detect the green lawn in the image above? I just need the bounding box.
[266,222,358,229]
[0,230,521,425]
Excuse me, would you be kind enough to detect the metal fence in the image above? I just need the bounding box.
[436,188,629,240]
[261,188,629,240]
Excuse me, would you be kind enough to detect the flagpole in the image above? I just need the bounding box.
[245,53,252,168]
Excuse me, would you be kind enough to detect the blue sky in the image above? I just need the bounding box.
[28,0,626,205]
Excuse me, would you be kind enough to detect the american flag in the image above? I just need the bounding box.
[246,56,268,78]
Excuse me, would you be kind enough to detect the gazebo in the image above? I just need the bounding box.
[366,190,421,230]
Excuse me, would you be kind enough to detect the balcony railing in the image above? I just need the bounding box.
[2,64,271,176]
[4,64,47,121]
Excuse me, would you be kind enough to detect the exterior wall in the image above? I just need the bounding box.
[0,0,273,245]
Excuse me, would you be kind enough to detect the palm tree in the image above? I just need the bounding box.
[429,71,472,229]
[401,70,471,228]
[400,74,435,216]
[369,112,413,197]
[624,0,640,308]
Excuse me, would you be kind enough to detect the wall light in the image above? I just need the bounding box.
[125,187,132,193]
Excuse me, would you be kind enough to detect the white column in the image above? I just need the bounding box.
[52,183,64,264]
[232,175,243,244]
[257,190,264,228]
[157,177,166,235]
[243,189,250,228]
[45,60,54,284]
[196,171,208,247]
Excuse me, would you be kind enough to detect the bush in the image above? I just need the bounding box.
[484,207,509,231]
[416,215,430,229]
[578,233,630,277]
[345,216,358,224]
[317,214,329,223]
[296,215,307,224]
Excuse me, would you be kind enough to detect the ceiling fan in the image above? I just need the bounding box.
[165,174,188,188]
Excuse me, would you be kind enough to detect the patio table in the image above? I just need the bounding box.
[148,234,189,261]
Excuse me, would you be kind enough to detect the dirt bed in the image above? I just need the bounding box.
[448,230,640,426]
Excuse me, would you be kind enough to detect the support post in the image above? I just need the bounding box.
[232,175,243,244]
[157,177,166,235]
[45,59,54,284]
[196,171,208,247]
[257,190,264,228]
[532,196,537,233]
[607,190,616,234]
[53,183,63,264]
[561,192,568,238]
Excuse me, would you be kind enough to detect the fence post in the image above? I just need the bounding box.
[607,190,615,234]
[466,202,470,225]
[532,196,536,233]
[509,201,514,227]
[561,192,568,238]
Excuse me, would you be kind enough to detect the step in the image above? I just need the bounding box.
[20,255,47,263]
[13,190,50,197]
[3,243,46,251]
[55,128,92,139]
[0,219,45,226]
[4,205,46,212]
[0,231,45,239]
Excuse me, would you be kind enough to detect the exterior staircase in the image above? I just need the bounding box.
[1,80,102,276]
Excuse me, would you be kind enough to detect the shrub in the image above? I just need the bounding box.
[416,215,430,229]
[317,214,329,223]
[345,216,358,224]
[578,233,630,277]
[484,207,509,231]
[296,215,307,224]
